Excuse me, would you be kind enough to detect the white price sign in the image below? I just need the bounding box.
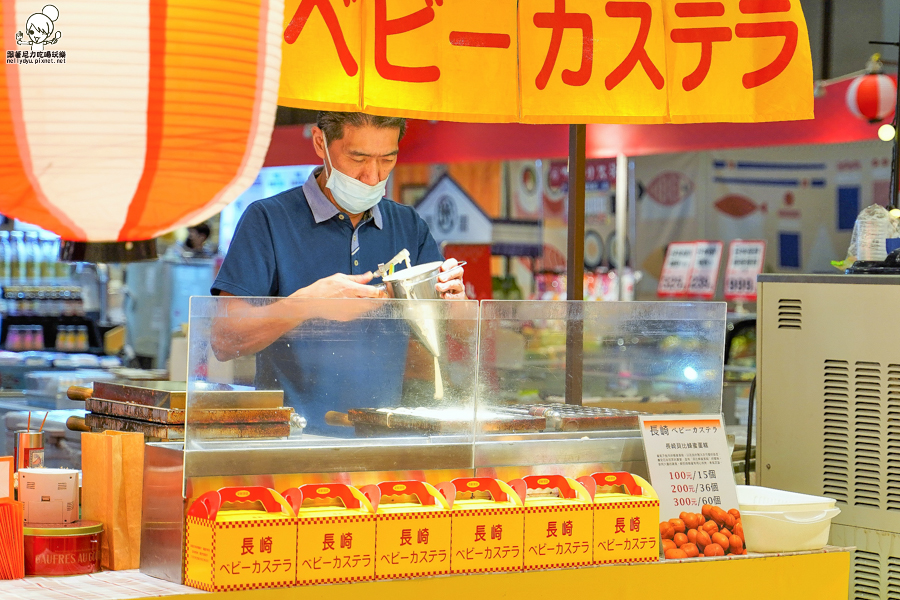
[687,241,723,299]
[639,415,739,521]
[657,242,697,298]
[724,240,766,302]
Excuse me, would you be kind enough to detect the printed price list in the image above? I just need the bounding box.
[639,416,738,520]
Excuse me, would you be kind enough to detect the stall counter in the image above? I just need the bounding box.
[0,547,851,600]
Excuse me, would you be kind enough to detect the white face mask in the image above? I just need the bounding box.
[322,134,388,214]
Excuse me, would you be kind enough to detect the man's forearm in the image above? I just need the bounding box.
[208,270,418,361]
[210,297,307,362]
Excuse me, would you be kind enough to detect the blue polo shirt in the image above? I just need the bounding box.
[212,169,444,436]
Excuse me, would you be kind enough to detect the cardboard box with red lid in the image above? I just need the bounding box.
[359,480,452,580]
[577,472,660,565]
[516,475,594,570]
[283,483,377,585]
[184,487,297,592]
[439,477,525,574]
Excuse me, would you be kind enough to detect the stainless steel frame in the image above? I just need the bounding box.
[140,443,185,584]
[180,430,646,477]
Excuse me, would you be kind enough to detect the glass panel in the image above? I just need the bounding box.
[183,297,724,480]
[475,300,726,468]
[184,296,479,474]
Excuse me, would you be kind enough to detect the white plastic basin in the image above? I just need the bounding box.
[736,485,840,553]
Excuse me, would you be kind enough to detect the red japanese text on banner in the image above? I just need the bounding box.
[519,0,669,124]
[361,0,519,122]
[280,0,363,111]
[662,0,814,123]
[277,0,814,124]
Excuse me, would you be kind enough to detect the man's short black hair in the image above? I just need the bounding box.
[316,111,407,143]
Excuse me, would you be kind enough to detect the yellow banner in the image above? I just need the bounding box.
[520,0,669,124]
[362,0,520,121]
[279,0,813,124]
[662,0,814,123]
[280,0,363,111]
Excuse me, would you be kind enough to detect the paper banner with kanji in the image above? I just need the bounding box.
[281,0,362,111]
[662,0,813,123]
[520,0,669,124]
[280,0,813,124]
[362,0,519,122]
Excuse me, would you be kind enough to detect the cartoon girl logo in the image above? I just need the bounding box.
[15,5,62,52]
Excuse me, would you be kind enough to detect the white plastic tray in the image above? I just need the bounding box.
[736,485,840,553]
[737,485,836,512]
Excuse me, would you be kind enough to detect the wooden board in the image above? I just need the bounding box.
[84,414,291,441]
[85,397,293,426]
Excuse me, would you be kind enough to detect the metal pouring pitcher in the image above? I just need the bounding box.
[378,261,445,357]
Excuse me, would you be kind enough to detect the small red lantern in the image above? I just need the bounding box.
[846,73,897,123]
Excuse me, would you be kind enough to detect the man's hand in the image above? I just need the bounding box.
[289,272,387,321]
[212,273,386,360]
[435,258,466,299]
[294,272,384,299]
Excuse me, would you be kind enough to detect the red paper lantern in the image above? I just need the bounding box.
[0,1,282,242]
[846,74,897,123]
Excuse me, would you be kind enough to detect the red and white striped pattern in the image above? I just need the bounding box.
[0,0,282,241]
[846,73,896,124]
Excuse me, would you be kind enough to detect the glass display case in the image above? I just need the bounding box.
[474,301,726,475]
[182,296,480,474]
[478,300,725,412]
[140,297,726,583]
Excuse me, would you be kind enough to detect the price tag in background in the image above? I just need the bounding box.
[687,241,723,299]
[657,242,697,298]
[638,415,739,521]
[724,240,766,302]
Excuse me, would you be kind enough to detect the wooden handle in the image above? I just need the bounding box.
[66,416,91,432]
[67,386,93,401]
[325,411,352,427]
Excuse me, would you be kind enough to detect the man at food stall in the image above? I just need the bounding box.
[210,111,465,435]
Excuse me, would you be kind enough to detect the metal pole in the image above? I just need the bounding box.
[868,35,900,208]
[821,0,833,80]
[893,127,900,210]
[628,159,637,271]
[893,13,900,208]
[567,126,586,296]
[615,153,628,301]
[565,124,586,406]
